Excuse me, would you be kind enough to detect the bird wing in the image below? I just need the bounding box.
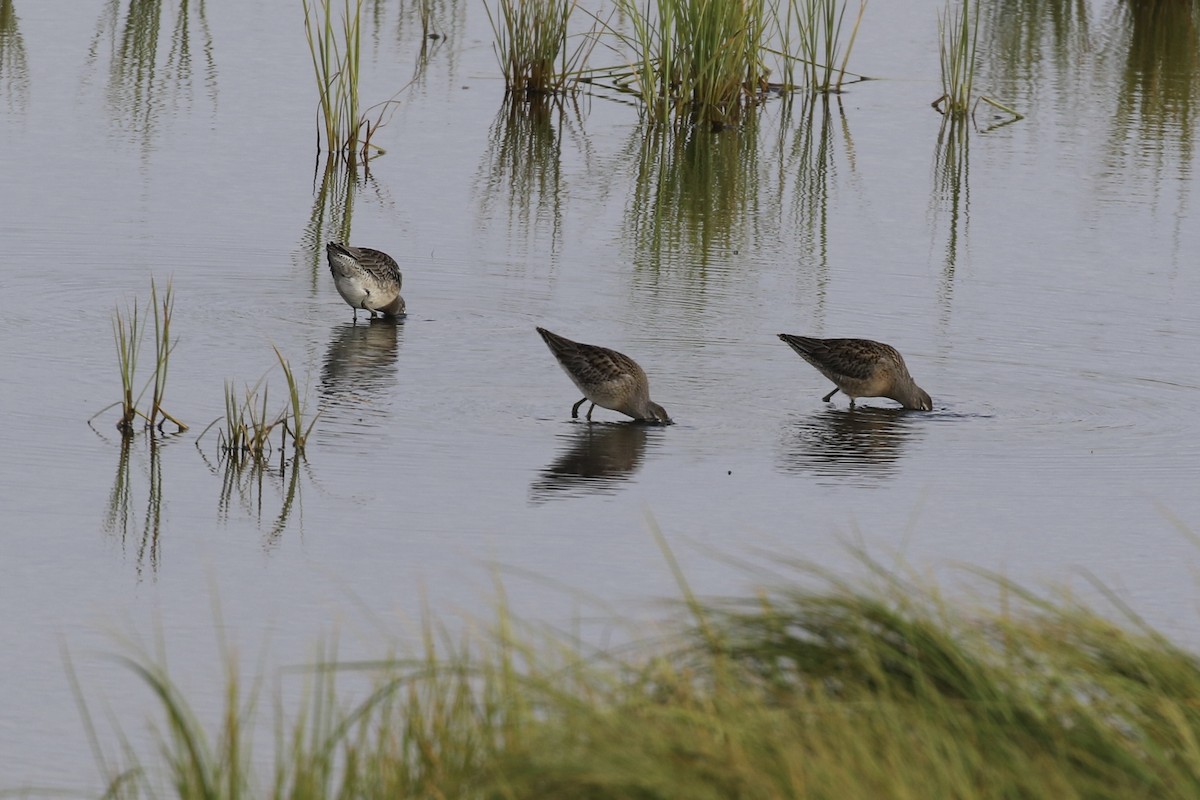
[537,328,644,395]
[780,336,897,382]
[816,340,893,381]
[567,345,642,391]
[354,248,403,288]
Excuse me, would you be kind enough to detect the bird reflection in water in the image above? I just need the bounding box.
[319,317,403,417]
[530,422,655,503]
[778,406,924,484]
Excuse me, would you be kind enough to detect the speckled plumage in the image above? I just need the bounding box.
[326,242,405,320]
[536,327,671,424]
[777,335,932,411]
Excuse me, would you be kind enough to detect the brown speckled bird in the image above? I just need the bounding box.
[777,335,932,411]
[536,327,671,424]
[326,242,405,321]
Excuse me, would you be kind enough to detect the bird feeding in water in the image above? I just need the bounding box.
[777,334,932,411]
[536,327,671,424]
[326,242,405,321]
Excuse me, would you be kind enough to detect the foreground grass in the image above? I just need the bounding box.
[79,555,1200,798]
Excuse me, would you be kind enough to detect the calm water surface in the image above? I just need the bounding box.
[1,0,1198,788]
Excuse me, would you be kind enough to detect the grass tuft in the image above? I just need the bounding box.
[98,279,187,435]
[148,279,186,431]
[111,295,144,433]
[197,348,316,462]
[304,0,405,159]
[216,376,281,459]
[304,0,362,155]
[934,0,1023,127]
[796,0,868,94]
[589,0,869,127]
[934,0,979,119]
[617,0,772,128]
[484,0,599,98]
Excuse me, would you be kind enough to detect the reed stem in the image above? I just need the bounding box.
[935,0,978,119]
[274,346,319,455]
[303,0,368,156]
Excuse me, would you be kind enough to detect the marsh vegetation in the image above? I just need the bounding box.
[304,0,371,155]
[485,0,597,97]
[80,550,1200,798]
[594,0,870,127]
[933,0,1022,126]
[4,0,1199,790]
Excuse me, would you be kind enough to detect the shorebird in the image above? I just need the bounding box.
[326,242,405,321]
[777,335,933,411]
[536,327,671,424]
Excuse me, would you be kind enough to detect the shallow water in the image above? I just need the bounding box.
[2,0,1199,788]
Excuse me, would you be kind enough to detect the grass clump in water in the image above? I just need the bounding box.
[215,377,281,458]
[595,0,869,128]
[78,548,1200,798]
[97,279,187,435]
[934,0,1022,127]
[934,0,979,119]
[484,0,598,97]
[795,0,868,94]
[304,0,391,159]
[198,347,317,460]
[616,0,772,128]
[110,295,143,432]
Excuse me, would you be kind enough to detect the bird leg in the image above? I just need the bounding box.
[586,403,596,421]
[571,397,587,418]
[822,387,839,402]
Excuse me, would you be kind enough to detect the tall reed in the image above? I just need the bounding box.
[608,0,867,127]
[933,0,1023,126]
[796,0,868,93]
[111,296,144,432]
[484,0,596,96]
[304,0,370,155]
[148,279,186,431]
[617,0,771,127]
[935,0,978,119]
[102,280,186,434]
